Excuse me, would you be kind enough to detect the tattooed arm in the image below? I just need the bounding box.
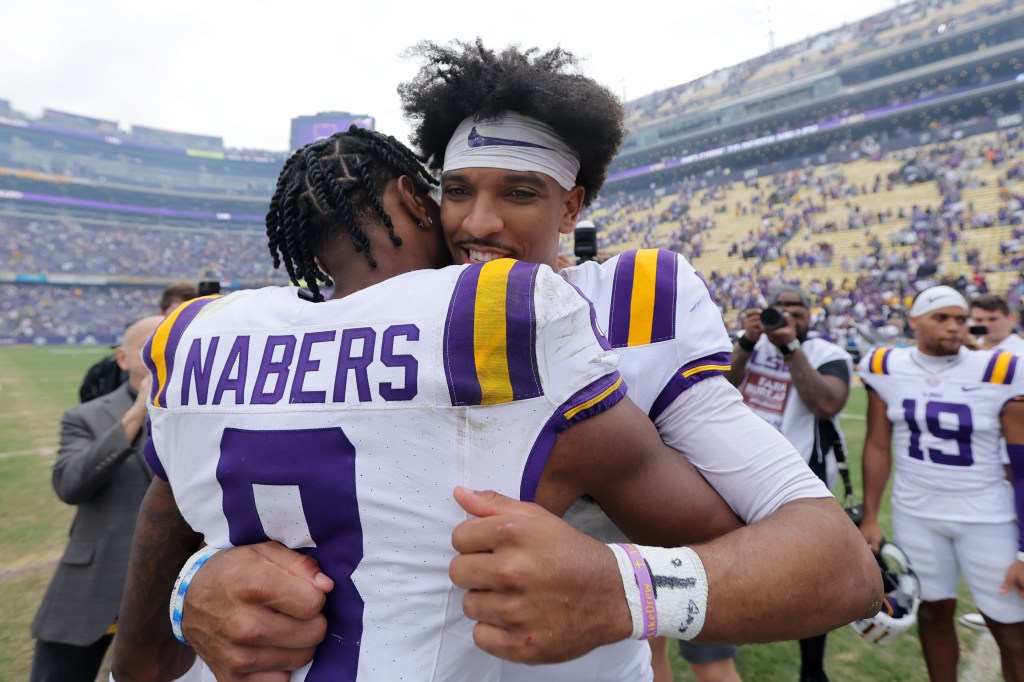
[112,478,201,681]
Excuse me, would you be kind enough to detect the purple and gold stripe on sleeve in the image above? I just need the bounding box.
[443,259,543,406]
[867,347,893,375]
[982,351,1018,384]
[648,352,732,421]
[144,295,219,408]
[607,249,678,348]
[519,371,627,502]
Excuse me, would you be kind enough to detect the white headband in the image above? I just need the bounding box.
[442,112,581,190]
[910,285,968,317]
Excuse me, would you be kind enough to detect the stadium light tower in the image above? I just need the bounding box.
[764,0,776,53]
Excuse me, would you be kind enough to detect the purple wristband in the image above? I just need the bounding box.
[618,543,657,639]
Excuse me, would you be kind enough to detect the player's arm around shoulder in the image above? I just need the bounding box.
[535,394,743,546]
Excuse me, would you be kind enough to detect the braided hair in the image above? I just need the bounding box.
[398,39,626,206]
[266,126,437,302]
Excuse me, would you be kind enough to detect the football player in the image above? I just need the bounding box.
[860,285,1024,682]
[112,127,744,682]
[173,40,881,680]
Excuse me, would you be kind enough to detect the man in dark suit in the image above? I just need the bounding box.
[30,315,164,682]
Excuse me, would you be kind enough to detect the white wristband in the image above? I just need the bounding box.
[608,543,708,641]
[1017,550,1024,563]
[170,546,221,644]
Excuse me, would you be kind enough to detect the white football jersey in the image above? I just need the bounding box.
[860,346,1023,523]
[994,333,1024,354]
[562,249,734,416]
[143,260,624,682]
[501,250,832,682]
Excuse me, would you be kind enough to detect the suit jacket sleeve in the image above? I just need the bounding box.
[51,399,140,505]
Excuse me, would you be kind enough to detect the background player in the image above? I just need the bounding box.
[30,315,163,682]
[113,127,744,682]
[177,39,880,678]
[859,284,1024,682]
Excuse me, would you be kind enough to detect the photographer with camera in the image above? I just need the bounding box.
[725,285,852,682]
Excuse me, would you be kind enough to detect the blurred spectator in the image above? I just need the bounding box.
[29,316,164,682]
[970,293,1024,353]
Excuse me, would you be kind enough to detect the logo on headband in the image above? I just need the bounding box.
[467,126,554,150]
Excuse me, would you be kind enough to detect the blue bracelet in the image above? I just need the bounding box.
[170,546,221,645]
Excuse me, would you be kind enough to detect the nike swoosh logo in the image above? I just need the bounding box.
[961,386,984,391]
[467,127,554,150]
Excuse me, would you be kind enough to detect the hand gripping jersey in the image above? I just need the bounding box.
[860,346,1023,523]
[142,260,625,682]
[500,250,831,682]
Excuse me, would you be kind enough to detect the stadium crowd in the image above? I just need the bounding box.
[575,129,1024,354]
[0,284,168,342]
[0,217,278,281]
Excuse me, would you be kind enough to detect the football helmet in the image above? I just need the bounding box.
[849,540,921,645]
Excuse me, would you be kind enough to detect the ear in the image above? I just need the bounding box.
[395,175,437,228]
[558,185,586,235]
[114,346,129,372]
[314,256,332,279]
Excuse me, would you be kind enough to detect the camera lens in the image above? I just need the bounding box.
[760,307,785,330]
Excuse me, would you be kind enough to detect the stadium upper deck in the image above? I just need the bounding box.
[0,107,283,234]
[3,0,1023,345]
[607,0,1024,193]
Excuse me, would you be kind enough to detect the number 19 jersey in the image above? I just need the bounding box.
[860,346,1023,523]
[143,260,625,682]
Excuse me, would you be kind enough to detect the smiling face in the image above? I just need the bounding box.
[440,167,585,269]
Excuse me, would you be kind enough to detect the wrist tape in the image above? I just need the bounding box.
[170,546,221,645]
[609,543,708,641]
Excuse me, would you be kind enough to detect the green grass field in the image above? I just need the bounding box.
[0,346,990,680]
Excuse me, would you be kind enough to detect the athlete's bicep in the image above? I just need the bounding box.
[536,397,742,547]
[654,376,831,524]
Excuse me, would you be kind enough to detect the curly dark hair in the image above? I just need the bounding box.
[265,126,437,302]
[398,39,626,206]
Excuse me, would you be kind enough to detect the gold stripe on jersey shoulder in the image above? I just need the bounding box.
[473,258,516,405]
[868,347,893,375]
[983,351,1015,384]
